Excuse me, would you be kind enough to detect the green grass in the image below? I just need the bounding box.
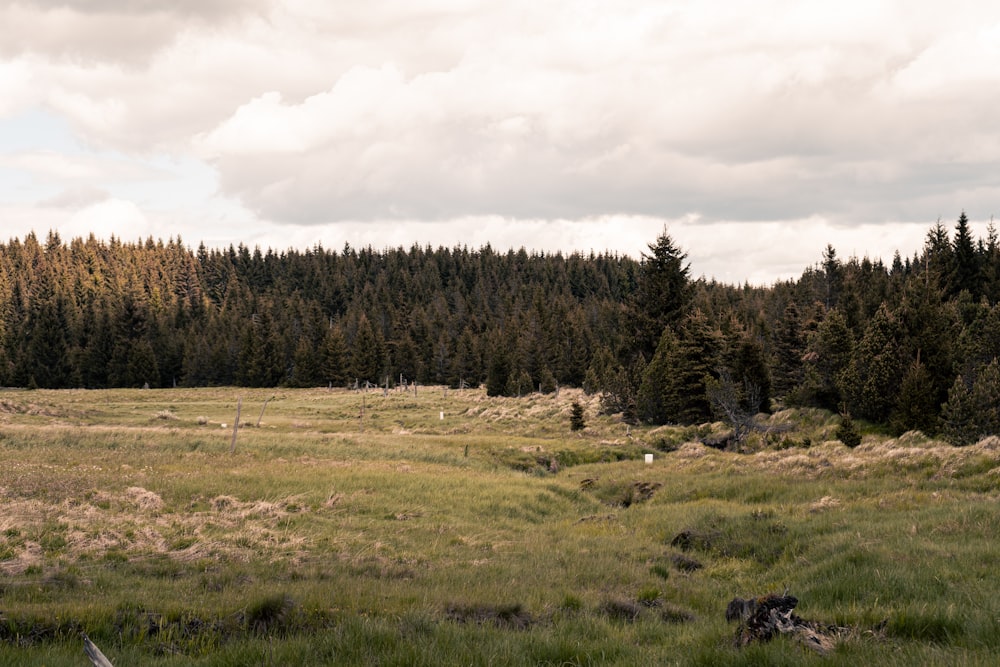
[0,387,999,665]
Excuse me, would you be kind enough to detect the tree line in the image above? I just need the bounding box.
[2,212,999,445]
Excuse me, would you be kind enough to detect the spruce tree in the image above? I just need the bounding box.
[941,375,977,445]
[570,401,586,431]
[835,411,862,448]
[771,301,804,398]
[839,304,903,422]
[794,308,853,410]
[637,328,677,424]
[632,229,691,359]
[890,361,938,435]
[951,211,979,298]
[969,359,1000,439]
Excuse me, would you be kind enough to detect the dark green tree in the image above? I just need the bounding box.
[793,308,853,410]
[941,375,977,446]
[350,314,384,385]
[835,411,862,448]
[890,361,938,435]
[639,311,719,425]
[839,304,904,422]
[632,229,691,359]
[950,211,979,298]
[570,401,586,431]
[771,301,805,398]
[485,341,512,397]
[319,325,349,387]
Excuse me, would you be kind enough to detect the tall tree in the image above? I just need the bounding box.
[950,211,980,298]
[632,229,691,360]
[794,308,854,411]
[839,304,904,423]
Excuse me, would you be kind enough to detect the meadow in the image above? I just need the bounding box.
[0,386,998,666]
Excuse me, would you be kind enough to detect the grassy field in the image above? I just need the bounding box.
[0,386,998,666]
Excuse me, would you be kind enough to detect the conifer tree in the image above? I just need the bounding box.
[890,361,938,435]
[637,328,677,424]
[319,325,349,387]
[632,229,691,359]
[941,375,977,446]
[839,304,904,422]
[771,301,804,398]
[639,311,719,425]
[570,401,586,431]
[794,308,853,410]
[950,211,979,298]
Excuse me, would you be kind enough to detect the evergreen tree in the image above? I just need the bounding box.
[350,314,384,385]
[970,358,1000,438]
[923,220,953,293]
[771,301,804,398]
[636,328,677,424]
[632,229,691,359]
[506,369,534,397]
[950,211,979,298]
[835,411,862,448]
[890,361,938,435]
[723,327,772,414]
[640,311,719,425]
[289,336,322,387]
[570,401,586,431]
[485,342,511,397]
[793,308,853,410]
[941,375,977,446]
[821,244,843,309]
[319,325,349,387]
[840,304,904,422]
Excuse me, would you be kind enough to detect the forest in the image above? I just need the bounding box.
[2,212,999,446]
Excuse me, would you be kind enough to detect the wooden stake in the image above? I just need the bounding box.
[256,395,274,427]
[230,397,241,454]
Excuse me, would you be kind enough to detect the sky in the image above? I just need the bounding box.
[1,1,999,285]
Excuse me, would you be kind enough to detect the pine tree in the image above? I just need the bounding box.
[570,401,586,431]
[839,304,904,422]
[485,342,511,397]
[950,211,979,298]
[794,308,853,411]
[639,311,719,425]
[941,375,977,445]
[637,328,677,424]
[821,244,843,309]
[350,314,383,385]
[970,358,1000,438]
[835,411,862,448]
[319,325,349,387]
[890,361,938,435]
[632,229,691,359]
[771,301,804,398]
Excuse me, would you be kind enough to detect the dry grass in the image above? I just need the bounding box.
[1,387,999,666]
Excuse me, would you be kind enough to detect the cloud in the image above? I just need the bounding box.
[3,1,1000,284]
[0,1,267,64]
[185,1,1000,227]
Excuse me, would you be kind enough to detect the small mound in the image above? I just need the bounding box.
[125,487,164,512]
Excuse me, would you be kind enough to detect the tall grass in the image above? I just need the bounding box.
[0,387,998,665]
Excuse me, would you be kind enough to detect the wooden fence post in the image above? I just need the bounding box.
[230,397,241,454]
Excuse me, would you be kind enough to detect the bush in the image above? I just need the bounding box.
[836,412,862,448]
[569,402,586,431]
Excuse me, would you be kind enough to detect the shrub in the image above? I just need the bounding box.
[836,412,862,448]
[569,402,586,431]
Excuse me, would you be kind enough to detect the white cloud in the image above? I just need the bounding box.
[2,1,1000,283]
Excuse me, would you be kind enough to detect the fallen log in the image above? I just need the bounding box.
[726,593,838,655]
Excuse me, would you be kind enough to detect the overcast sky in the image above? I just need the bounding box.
[2,1,999,284]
